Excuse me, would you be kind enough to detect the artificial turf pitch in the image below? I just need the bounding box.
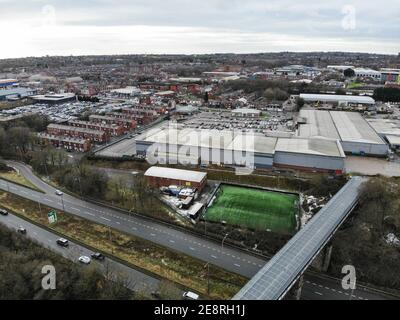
[205,185,298,234]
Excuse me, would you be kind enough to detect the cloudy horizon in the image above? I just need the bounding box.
[0,0,399,59]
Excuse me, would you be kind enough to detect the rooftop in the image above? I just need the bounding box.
[299,93,375,105]
[330,111,385,144]
[275,138,345,158]
[144,166,207,183]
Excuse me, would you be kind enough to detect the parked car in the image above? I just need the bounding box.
[56,238,69,247]
[17,226,27,234]
[0,209,9,216]
[91,252,105,261]
[78,256,91,265]
[55,190,63,196]
[182,291,199,300]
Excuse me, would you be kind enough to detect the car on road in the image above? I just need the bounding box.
[0,209,9,216]
[182,291,199,300]
[78,256,91,264]
[91,252,105,261]
[17,226,27,234]
[56,238,69,247]
[55,190,63,196]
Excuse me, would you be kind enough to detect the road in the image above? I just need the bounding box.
[0,212,161,294]
[1,161,396,300]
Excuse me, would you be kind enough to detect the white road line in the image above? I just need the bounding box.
[100,216,111,222]
[234,263,241,268]
[169,240,175,243]
[84,211,95,217]
[150,233,156,237]
[211,255,218,259]
[315,292,323,296]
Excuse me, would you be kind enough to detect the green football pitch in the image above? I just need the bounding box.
[205,185,298,234]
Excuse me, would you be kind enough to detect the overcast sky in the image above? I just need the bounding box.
[1,0,399,58]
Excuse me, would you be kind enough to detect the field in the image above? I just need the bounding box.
[205,185,298,234]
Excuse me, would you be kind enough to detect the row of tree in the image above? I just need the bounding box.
[0,224,134,300]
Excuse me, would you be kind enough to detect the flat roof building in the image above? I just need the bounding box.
[274,138,345,173]
[31,93,76,104]
[144,166,207,191]
[298,110,388,156]
[299,93,375,105]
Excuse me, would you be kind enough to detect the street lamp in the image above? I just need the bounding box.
[222,233,230,251]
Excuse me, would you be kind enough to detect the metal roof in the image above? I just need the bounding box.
[233,176,366,300]
[330,111,386,145]
[275,138,345,158]
[144,166,207,183]
[298,109,340,140]
[300,94,375,105]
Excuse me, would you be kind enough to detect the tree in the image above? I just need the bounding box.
[343,68,355,78]
[296,97,305,111]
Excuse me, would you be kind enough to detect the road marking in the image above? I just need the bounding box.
[132,227,137,231]
[211,255,218,259]
[314,292,323,296]
[71,207,80,212]
[234,263,241,268]
[84,211,95,217]
[45,198,53,203]
[100,216,111,222]
[169,240,175,243]
[189,247,195,251]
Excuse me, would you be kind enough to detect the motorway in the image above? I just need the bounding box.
[0,161,396,300]
[0,212,161,294]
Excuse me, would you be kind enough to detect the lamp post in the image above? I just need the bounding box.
[222,233,230,251]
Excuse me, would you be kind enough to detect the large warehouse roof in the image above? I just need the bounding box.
[300,94,375,105]
[298,110,386,145]
[136,126,277,154]
[275,138,345,158]
[367,118,400,137]
[298,109,340,140]
[144,166,206,183]
[330,111,385,144]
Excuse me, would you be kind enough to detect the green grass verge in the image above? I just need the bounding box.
[0,191,247,299]
[206,185,298,234]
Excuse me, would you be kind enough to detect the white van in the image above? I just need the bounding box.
[182,291,199,300]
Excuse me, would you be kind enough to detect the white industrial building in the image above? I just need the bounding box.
[274,138,345,173]
[299,94,375,106]
[353,68,381,80]
[135,124,346,173]
[298,110,389,156]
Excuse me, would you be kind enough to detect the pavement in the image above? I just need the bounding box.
[1,160,397,301]
[0,212,161,295]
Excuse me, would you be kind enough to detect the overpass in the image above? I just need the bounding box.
[233,176,366,300]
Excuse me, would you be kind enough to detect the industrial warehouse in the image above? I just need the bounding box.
[297,110,389,156]
[135,124,346,173]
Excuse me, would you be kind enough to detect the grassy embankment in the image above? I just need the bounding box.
[0,191,247,299]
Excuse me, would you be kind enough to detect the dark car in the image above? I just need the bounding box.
[56,238,69,247]
[91,253,105,261]
[17,226,27,234]
[0,209,9,216]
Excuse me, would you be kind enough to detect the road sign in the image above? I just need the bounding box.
[48,210,57,224]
